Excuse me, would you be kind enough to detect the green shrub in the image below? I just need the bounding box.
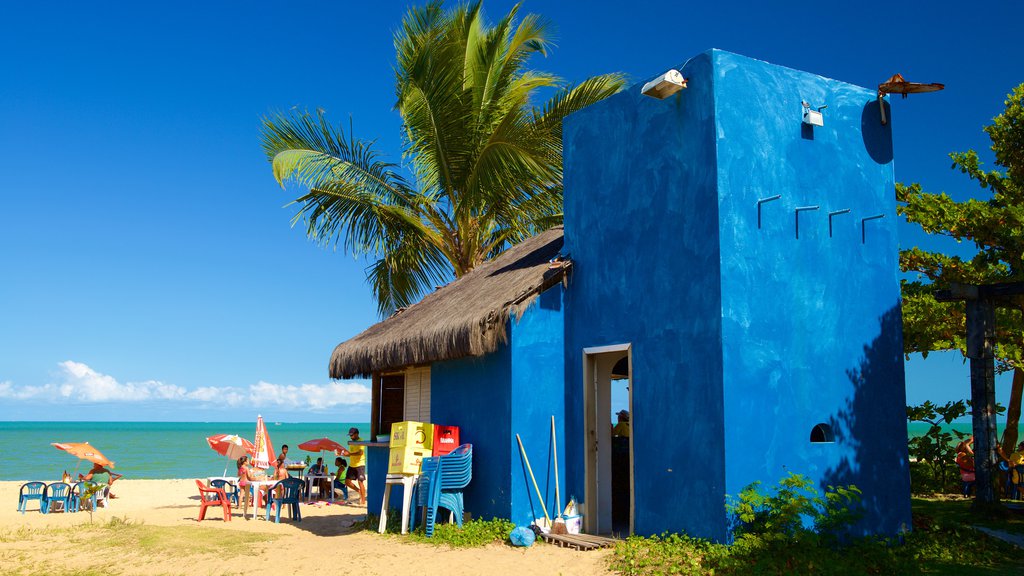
[409,518,516,548]
[726,472,862,546]
[610,484,1024,575]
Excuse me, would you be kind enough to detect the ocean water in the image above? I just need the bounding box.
[2,421,1019,482]
[0,421,369,481]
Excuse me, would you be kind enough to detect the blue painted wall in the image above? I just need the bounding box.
[430,288,565,524]
[510,287,566,526]
[561,49,909,539]
[714,51,910,536]
[431,338,512,521]
[563,51,728,540]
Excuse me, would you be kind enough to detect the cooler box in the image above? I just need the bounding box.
[389,421,433,450]
[432,425,461,456]
[388,445,431,475]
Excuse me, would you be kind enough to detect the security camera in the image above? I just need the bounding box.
[641,70,687,99]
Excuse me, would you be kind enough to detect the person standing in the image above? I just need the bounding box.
[339,427,366,505]
[612,410,630,437]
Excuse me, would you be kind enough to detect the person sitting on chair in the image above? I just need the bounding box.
[307,457,329,497]
[78,463,123,498]
[332,457,349,501]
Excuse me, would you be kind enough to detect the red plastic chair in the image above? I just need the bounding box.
[195,480,231,522]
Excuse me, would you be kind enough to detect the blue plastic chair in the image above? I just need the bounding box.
[211,479,239,507]
[69,481,96,512]
[416,444,472,537]
[266,477,303,523]
[18,482,45,514]
[42,482,72,514]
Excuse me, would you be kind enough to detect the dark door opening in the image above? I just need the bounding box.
[584,344,633,536]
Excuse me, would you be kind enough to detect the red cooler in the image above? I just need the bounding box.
[432,425,460,456]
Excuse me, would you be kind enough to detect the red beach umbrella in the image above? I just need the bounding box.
[206,433,255,476]
[298,438,345,453]
[299,438,345,470]
[252,415,276,469]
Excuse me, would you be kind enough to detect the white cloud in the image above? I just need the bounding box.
[0,362,371,413]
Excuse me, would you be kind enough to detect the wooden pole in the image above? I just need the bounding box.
[552,416,561,516]
[516,434,550,525]
[966,299,999,506]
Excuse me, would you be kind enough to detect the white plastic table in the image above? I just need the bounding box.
[379,474,419,535]
[304,475,332,502]
[247,480,277,520]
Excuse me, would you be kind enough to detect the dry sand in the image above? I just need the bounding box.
[0,480,614,575]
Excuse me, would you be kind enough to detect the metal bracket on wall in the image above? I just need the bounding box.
[794,206,819,239]
[861,214,885,243]
[757,195,782,229]
[827,209,850,237]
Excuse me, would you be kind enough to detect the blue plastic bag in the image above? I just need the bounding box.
[509,525,536,547]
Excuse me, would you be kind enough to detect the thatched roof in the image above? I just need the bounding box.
[329,226,568,379]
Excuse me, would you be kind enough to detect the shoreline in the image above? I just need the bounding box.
[0,479,613,575]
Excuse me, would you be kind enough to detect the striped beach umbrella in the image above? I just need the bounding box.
[252,415,276,470]
[206,434,255,476]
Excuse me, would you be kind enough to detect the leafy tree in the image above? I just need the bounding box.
[260,1,624,315]
[898,83,1024,456]
[906,400,970,493]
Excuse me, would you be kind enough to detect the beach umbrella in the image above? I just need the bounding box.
[52,442,114,476]
[252,415,276,470]
[206,434,255,476]
[298,438,345,470]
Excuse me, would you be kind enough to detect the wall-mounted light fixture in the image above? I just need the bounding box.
[877,73,944,125]
[802,101,826,127]
[641,70,687,99]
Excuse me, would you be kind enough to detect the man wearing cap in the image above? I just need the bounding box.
[338,427,367,505]
[612,410,630,437]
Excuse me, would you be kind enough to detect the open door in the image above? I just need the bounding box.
[583,344,633,536]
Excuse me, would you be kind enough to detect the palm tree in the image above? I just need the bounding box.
[260,1,625,315]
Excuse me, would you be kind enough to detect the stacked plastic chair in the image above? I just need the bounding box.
[416,444,472,537]
[18,482,45,514]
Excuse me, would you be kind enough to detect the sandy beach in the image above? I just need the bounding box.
[0,479,613,576]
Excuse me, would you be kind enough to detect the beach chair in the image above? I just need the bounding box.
[42,482,72,514]
[69,481,98,512]
[210,479,239,507]
[195,479,231,522]
[94,483,110,508]
[266,477,302,523]
[18,481,45,514]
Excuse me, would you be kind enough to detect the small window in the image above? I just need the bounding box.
[810,423,834,443]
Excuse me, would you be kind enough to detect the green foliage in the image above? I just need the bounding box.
[726,472,862,546]
[906,400,970,493]
[260,1,625,315]
[408,518,516,547]
[365,512,515,548]
[610,495,1024,576]
[899,83,1024,454]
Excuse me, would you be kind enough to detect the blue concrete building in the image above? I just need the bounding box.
[329,49,911,540]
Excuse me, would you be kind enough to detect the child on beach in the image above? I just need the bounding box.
[333,457,349,501]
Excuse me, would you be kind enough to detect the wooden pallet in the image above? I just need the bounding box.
[539,532,618,551]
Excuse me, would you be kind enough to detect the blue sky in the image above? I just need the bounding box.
[1,1,1021,422]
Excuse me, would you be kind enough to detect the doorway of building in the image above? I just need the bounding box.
[583,344,633,536]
